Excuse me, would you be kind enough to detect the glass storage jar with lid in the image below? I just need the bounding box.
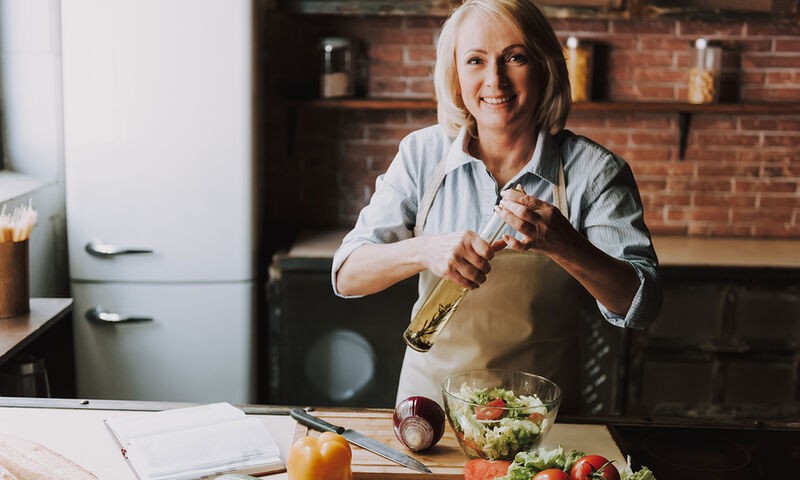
[564,36,593,102]
[687,38,722,104]
[319,37,355,98]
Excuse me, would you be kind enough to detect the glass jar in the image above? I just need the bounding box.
[564,36,593,103]
[319,37,355,98]
[687,38,722,104]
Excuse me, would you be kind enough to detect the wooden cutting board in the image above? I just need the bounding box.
[293,410,626,480]
[0,434,99,479]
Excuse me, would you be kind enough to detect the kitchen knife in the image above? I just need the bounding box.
[290,408,433,475]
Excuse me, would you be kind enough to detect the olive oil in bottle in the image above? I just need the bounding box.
[403,203,510,352]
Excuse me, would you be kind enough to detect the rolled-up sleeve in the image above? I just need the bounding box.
[331,136,420,298]
[578,146,662,329]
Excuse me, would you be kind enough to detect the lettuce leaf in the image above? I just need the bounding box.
[491,449,658,480]
[619,456,658,480]
[493,445,584,480]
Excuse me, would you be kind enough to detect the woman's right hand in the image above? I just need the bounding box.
[421,231,495,290]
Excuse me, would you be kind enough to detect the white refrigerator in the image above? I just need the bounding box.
[62,0,256,403]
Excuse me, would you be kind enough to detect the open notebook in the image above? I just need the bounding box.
[104,402,284,480]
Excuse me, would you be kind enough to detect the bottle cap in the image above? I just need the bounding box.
[566,36,579,49]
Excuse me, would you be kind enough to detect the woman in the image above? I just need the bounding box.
[332,0,661,412]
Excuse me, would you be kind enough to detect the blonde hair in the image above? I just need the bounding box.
[434,0,571,137]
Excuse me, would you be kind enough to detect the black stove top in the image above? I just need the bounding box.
[610,423,800,480]
[559,414,800,480]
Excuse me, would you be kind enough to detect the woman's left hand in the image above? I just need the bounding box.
[496,188,642,318]
[495,188,574,256]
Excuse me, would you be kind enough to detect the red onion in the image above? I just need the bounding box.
[393,396,446,452]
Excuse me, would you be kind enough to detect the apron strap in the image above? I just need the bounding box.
[554,162,568,217]
[414,153,449,237]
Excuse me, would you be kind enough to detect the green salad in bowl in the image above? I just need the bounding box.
[442,369,561,461]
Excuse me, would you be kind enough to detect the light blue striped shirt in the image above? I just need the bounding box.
[332,125,661,329]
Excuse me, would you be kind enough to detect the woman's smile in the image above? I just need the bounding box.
[482,95,517,105]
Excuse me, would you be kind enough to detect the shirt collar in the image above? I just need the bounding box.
[527,130,560,186]
[441,127,474,173]
[442,128,560,185]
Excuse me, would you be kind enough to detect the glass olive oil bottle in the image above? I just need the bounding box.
[402,195,513,352]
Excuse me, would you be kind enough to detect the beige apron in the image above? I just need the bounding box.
[396,143,593,413]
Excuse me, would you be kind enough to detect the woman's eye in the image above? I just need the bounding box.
[467,57,483,65]
[507,53,527,63]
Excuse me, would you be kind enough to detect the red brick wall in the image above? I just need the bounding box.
[263,14,800,238]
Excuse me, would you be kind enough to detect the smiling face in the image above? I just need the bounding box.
[455,10,541,137]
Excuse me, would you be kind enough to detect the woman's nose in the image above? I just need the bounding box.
[485,61,508,87]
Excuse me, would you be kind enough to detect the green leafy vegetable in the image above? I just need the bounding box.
[618,456,658,480]
[491,449,658,480]
[494,445,583,480]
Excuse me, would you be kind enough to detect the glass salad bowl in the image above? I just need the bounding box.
[441,369,562,461]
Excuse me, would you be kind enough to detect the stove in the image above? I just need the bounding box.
[610,422,800,479]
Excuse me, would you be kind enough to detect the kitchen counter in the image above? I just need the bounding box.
[0,298,75,398]
[0,398,297,480]
[0,298,72,364]
[0,398,797,479]
[652,235,800,269]
[0,398,623,480]
[279,229,800,269]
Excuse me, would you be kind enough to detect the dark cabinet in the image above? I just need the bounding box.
[626,268,800,419]
[266,254,418,408]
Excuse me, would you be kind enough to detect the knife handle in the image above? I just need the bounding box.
[290,408,345,434]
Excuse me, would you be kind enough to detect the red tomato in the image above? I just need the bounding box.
[463,459,511,480]
[475,398,506,421]
[570,455,620,480]
[460,436,481,458]
[528,412,545,423]
[533,468,570,480]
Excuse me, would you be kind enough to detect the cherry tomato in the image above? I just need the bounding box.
[533,468,570,480]
[528,412,545,423]
[570,455,620,480]
[463,458,511,480]
[475,398,506,421]
[456,432,481,458]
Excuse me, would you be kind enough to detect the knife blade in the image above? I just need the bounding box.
[290,408,433,475]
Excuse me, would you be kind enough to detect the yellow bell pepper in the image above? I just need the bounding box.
[287,431,352,480]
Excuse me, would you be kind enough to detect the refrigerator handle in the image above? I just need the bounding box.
[86,307,154,324]
[85,241,154,258]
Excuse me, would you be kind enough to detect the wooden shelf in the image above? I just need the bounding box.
[576,101,800,114]
[287,99,800,159]
[289,98,800,114]
[287,98,436,110]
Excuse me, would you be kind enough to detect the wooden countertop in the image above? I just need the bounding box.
[0,298,73,364]
[652,235,800,268]
[0,399,624,480]
[280,229,800,269]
